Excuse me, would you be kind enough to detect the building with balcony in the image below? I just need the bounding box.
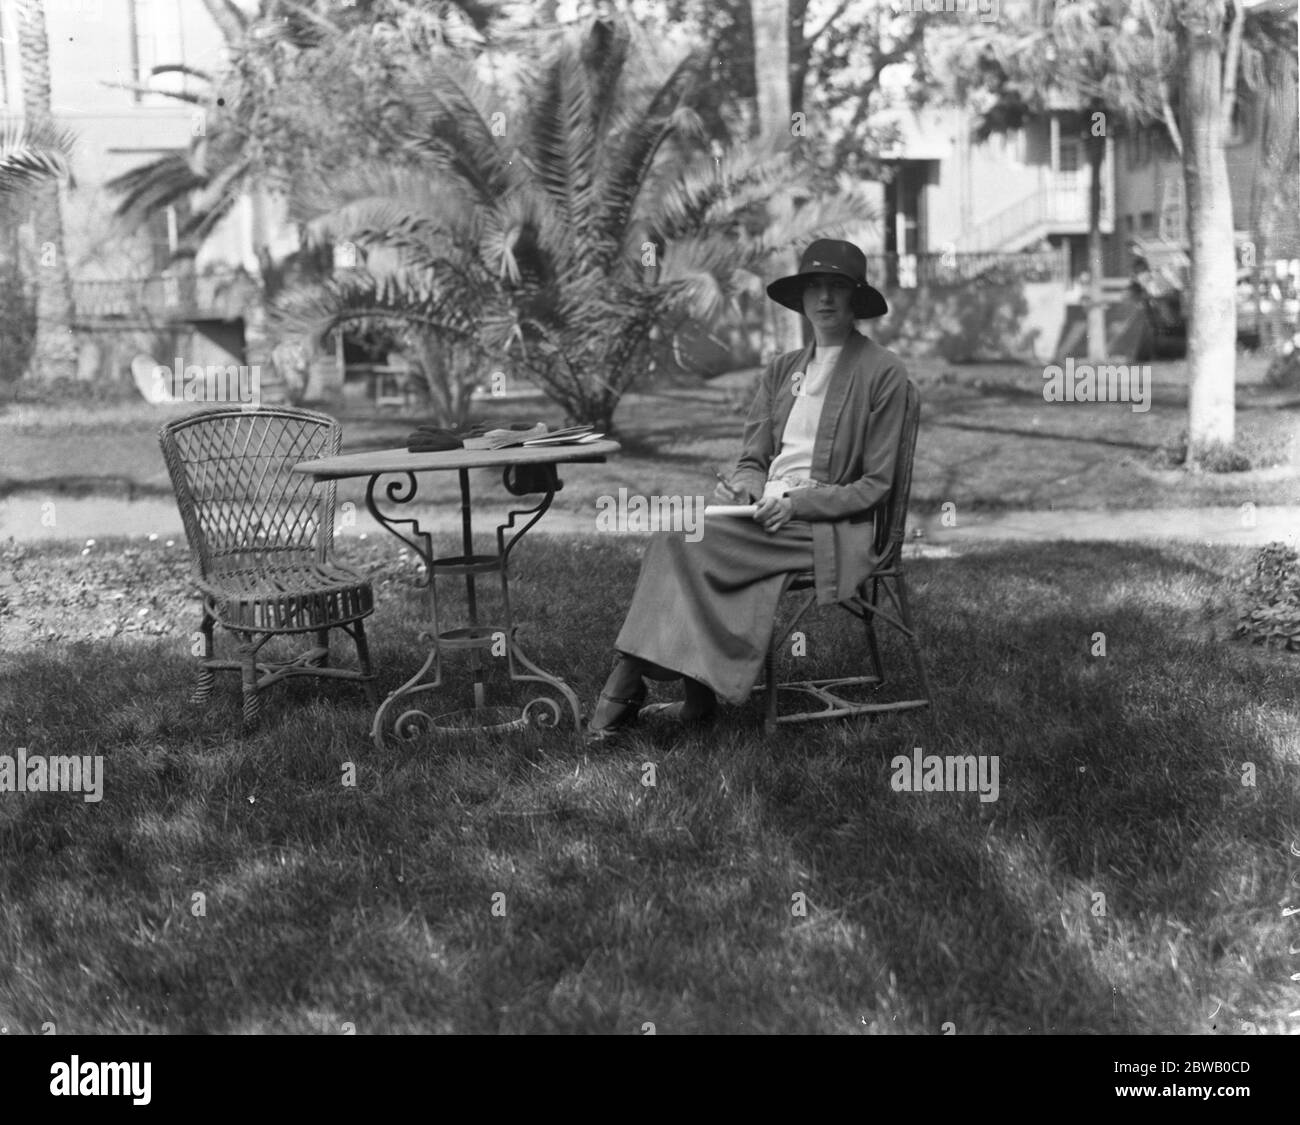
[1110,72,1299,274]
[872,102,1114,280]
[0,0,277,381]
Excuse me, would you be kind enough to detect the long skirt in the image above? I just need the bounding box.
[614,516,816,706]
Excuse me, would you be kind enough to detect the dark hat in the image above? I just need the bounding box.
[766,239,888,319]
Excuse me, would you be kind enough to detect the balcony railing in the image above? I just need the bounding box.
[957,169,1114,253]
[72,269,257,325]
[871,248,1070,289]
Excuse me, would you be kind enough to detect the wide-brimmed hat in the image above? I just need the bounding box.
[766,239,888,319]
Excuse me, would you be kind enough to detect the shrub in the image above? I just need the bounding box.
[1236,541,1300,651]
[1151,427,1292,472]
[0,375,137,407]
[724,373,761,416]
[1265,335,1300,390]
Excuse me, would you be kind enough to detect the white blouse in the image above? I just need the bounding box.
[762,345,842,500]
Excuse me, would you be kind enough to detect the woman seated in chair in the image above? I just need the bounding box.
[587,239,911,740]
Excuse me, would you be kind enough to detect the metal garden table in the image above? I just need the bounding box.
[293,440,620,748]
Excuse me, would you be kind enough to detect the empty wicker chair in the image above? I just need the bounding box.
[758,380,933,734]
[159,407,377,726]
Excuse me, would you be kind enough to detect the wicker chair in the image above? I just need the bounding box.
[159,407,377,727]
[757,381,933,734]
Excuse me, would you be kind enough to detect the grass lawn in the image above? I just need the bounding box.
[2,353,1298,521]
[1,534,1296,1033]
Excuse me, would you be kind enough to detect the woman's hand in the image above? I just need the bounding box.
[713,474,743,502]
[753,495,794,534]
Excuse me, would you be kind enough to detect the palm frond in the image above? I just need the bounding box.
[307,196,465,272]
[392,57,520,206]
[271,268,485,350]
[0,119,76,199]
[593,47,706,256]
[105,152,204,225]
[525,38,599,241]
[640,144,797,244]
[293,163,478,242]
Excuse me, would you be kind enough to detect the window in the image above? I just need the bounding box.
[1125,214,1136,234]
[131,0,190,105]
[1139,212,1155,234]
[1058,138,1080,173]
[145,207,174,273]
[1159,177,1184,242]
[1132,129,1151,168]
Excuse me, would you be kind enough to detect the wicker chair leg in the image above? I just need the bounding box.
[763,638,779,736]
[190,611,216,705]
[353,619,379,706]
[314,628,330,667]
[242,687,261,728]
[894,573,937,739]
[864,578,884,681]
[239,643,261,728]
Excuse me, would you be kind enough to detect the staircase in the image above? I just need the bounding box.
[956,174,1113,253]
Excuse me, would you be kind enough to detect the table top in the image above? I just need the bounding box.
[293,439,621,480]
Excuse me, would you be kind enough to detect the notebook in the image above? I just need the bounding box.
[522,429,604,447]
[462,423,600,450]
[461,423,548,450]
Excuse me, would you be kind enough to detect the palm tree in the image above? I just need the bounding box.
[0,119,74,382]
[16,0,78,381]
[279,14,869,431]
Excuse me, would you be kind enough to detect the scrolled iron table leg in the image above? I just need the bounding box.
[365,473,444,749]
[494,465,584,731]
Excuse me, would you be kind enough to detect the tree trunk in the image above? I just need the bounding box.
[751,0,803,360]
[243,190,282,403]
[1181,12,1237,455]
[1085,128,1107,361]
[18,1,78,382]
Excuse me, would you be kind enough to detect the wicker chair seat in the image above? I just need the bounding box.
[199,560,374,633]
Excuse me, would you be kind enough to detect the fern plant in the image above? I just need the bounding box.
[1237,541,1300,651]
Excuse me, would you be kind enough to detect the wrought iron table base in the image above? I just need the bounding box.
[364,465,583,749]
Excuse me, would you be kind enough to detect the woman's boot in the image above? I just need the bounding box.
[585,653,649,741]
[642,677,717,727]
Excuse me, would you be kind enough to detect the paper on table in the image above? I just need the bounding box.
[522,430,604,447]
[703,504,758,517]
